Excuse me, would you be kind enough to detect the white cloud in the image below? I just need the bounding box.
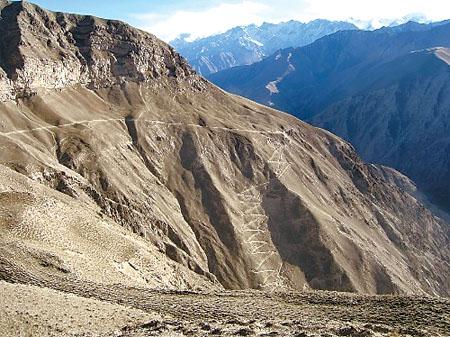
[296,0,450,28]
[137,1,270,42]
[135,0,450,42]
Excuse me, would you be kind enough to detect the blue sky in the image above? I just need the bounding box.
[30,1,230,19]
[31,0,450,42]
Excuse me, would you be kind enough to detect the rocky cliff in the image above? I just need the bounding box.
[0,2,449,297]
[0,1,205,102]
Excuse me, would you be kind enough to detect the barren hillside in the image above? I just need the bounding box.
[0,0,449,315]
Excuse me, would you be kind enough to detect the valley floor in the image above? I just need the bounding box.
[0,279,448,337]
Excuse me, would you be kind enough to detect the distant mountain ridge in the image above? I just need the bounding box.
[171,19,358,75]
[208,20,450,211]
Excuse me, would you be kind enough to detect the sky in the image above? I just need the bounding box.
[31,0,450,42]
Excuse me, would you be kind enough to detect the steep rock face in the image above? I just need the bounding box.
[0,1,205,101]
[0,2,449,296]
[172,20,357,76]
[209,22,450,211]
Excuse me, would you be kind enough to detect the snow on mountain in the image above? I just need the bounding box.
[171,19,358,75]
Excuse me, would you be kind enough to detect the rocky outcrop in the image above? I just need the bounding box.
[0,1,206,101]
[0,2,448,297]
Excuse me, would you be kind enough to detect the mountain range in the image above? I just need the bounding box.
[171,20,358,75]
[209,20,450,212]
[0,1,449,335]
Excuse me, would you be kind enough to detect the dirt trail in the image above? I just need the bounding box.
[0,118,287,137]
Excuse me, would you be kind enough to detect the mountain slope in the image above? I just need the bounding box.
[171,20,357,76]
[209,21,450,211]
[0,1,449,298]
[312,47,450,210]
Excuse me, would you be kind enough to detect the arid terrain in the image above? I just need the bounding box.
[0,1,449,336]
[1,279,449,337]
